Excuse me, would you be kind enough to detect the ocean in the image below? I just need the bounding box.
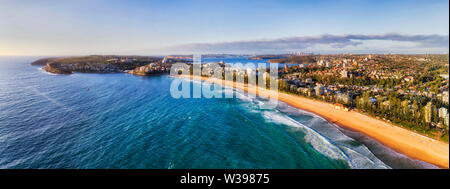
[0,56,438,169]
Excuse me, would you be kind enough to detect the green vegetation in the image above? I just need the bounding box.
[32,55,163,74]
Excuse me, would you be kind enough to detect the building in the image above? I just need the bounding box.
[341,70,349,78]
[335,92,350,104]
[305,78,313,83]
[442,91,449,103]
[317,60,325,66]
[314,84,324,96]
[381,100,391,110]
[290,85,298,92]
[333,103,349,111]
[343,59,349,68]
[299,64,308,68]
[439,107,448,118]
[297,87,309,94]
[162,57,168,64]
[262,72,270,80]
[445,113,449,126]
[424,102,433,123]
[106,58,118,63]
[404,76,414,82]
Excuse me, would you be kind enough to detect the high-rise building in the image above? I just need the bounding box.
[335,92,350,104]
[314,84,324,96]
[343,59,349,68]
[341,70,348,78]
[317,60,325,66]
[445,113,449,126]
[424,102,433,123]
[439,107,448,118]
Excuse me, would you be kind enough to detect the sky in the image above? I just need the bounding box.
[0,0,448,56]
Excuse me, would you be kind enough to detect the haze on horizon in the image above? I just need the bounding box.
[0,0,448,56]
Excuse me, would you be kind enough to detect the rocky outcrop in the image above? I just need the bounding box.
[44,63,72,74]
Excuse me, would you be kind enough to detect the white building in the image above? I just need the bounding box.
[317,60,325,66]
[439,107,448,118]
[335,92,350,104]
[341,70,349,78]
[424,102,433,123]
[442,91,449,103]
[314,84,324,96]
[262,72,270,80]
[342,59,349,68]
[162,57,168,64]
[290,85,298,92]
[445,113,449,126]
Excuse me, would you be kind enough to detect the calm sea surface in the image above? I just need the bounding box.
[0,56,438,169]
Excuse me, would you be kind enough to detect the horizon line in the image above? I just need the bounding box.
[1,52,450,58]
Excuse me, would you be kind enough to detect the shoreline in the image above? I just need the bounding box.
[179,75,449,169]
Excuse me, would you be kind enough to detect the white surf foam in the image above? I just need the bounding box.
[273,102,390,168]
[37,67,58,76]
[262,111,351,164]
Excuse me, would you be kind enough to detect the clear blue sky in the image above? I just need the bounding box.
[0,0,448,55]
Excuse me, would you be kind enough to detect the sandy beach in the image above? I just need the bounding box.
[179,75,449,169]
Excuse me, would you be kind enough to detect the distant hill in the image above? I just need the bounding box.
[247,54,294,60]
[268,55,317,63]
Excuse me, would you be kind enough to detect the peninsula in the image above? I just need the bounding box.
[31,55,186,75]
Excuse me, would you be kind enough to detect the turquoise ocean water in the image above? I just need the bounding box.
[0,57,438,169]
